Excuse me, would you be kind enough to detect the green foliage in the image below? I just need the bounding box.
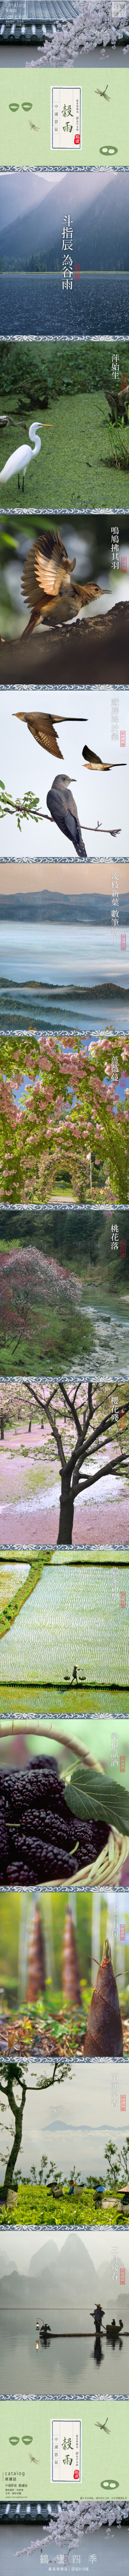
[0,784,43,832]
[0,352,129,504]
[0,2174,129,2227]
[0,1027,129,1205]
[0,338,129,406]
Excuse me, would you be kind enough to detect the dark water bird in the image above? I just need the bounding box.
[46,772,86,857]
[106,2317,123,2345]
[39,2323,51,2347]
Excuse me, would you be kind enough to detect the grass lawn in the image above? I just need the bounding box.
[1,394,129,510]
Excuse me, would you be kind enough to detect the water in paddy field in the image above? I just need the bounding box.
[0,273,129,336]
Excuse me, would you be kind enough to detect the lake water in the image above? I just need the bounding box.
[0,271,129,336]
[0,922,128,984]
[0,2318,128,2398]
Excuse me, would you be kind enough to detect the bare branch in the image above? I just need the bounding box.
[26,1376,129,1489]
[26,1377,65,1464]
[42,1398,65,1467]
[77,1450,124,1494]
[58,1376,89,1439]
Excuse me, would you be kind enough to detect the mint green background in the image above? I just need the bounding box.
[0,2399,128,2501]
[0,68,128,168]
[0,1712,129,1778]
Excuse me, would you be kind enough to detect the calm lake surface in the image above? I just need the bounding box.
[0,272,129,336]
[0,2318,128,2398]
[0,922,128,984]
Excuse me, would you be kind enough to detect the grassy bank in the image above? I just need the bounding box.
[0,389,129,509]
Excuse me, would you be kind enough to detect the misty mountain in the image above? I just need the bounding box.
[0,2236,128,2327]
[0,171,129,270]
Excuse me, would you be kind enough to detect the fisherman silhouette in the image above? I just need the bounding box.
[91,2305,104,2333]
[91,2303,104,2367]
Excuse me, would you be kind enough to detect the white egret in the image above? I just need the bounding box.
[0,421,41,495]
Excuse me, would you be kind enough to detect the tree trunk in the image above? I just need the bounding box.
[0,2073,26,2208]
[57,1487,74,1546]
[0,1413,4,1440]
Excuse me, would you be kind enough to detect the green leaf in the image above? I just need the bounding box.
[64,1765,129,1832]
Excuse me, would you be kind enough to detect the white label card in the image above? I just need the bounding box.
[50,89,82,150]
[50,2420,82,2483]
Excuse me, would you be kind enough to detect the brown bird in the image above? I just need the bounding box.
[21,527,76,632]
[83,740,124,771]
[15,711,63,760]
[21,526,101,634]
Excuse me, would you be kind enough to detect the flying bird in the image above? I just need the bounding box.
[83,738,124,770]
[46,772,86,857]
[15,710,63,761]
[0,421,41,494]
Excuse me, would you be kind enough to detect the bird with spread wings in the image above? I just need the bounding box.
[21,525,101,633]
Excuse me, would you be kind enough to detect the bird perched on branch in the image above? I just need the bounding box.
[46,772,86,858]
